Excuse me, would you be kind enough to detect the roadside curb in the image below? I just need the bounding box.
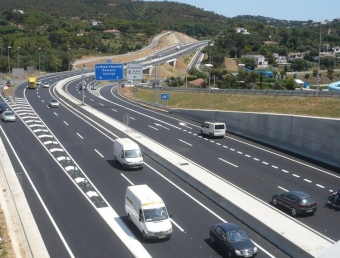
[0,134,50,258]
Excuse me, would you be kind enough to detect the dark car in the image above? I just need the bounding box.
[209,223,257,257]
[272,191,317,216]
[0,102,9,113]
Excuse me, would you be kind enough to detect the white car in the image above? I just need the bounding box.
[2,111,16,122]
[37,80,42,86]
[48,99,59,108]
[43,82,50,88]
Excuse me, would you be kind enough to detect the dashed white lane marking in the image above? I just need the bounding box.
[179,139,192,146]
[230,148,235,151]
[121,173,134,185]
[316,184,325,188]
[148,125,159,130]
[272,165,278,169]
[223,146,228,148]
[253,158,259,161]
[216,143,221,145]
[278,186,288,191]
[130,117,135,120]
[99,103,104,106]
[170,219,185,232]
[282,169,289,173]
[77,133,83,139]
[63,121,69,126]
[111,109,117,112]
[94,149,104,158]
[218,158,238,168]
[292,174,300,178]
[237,151,243,154]
[245,154,251,157]
[304,179,312,183]
[262,162,269,165]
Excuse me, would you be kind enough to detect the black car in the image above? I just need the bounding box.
[209,223,257,257]
[0,102,9,113]
[272,191,317,216]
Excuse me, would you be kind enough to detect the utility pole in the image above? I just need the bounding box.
[316,23,322,96]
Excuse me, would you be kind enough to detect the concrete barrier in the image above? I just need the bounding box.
[174,109,340,168]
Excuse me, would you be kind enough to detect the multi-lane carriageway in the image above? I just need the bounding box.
[0,71,339,257]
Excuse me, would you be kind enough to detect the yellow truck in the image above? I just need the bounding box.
[28,77,37,89]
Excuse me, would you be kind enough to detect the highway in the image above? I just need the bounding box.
[0,73,293,257]
[88,81,340,242]
[0,40,339,257]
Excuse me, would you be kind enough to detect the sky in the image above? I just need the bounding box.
[145,0,340,22]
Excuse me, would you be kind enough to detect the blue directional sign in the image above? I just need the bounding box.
[95,63,123,81]
[160,93,170,100]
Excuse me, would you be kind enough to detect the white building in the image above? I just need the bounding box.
[245,55,268,68]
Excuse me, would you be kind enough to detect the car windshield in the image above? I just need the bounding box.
[125,149,142,158]
[143,207,168,222]
[4,111,14,116]
[227,230,248,242]
[51,100,57,103]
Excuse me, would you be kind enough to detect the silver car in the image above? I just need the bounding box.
[2,111,16,122]
[48,99,59,108]
[43,82,50,88]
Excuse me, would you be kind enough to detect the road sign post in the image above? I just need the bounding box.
[126,63,143,81]
[94,63,124,81]
[160,93,170,106]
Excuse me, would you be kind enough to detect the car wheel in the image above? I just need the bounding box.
[142,231,148,240]
[291,208,297,216]
[272,198,278,206]
[209,133,212,138]
[227,251,232,258]
[328,196,334,204]
[210,235,215,244]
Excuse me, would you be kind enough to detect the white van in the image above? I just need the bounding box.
[125,185,172,240]
[201,121,226,138]
[113,138,143,170]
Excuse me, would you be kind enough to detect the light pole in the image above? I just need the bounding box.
[316,23,322,95]
[68,48,71,71]
[81,65,85,105]
[17,47,20,68]
[38,48,41,73]
[7,46,11,75]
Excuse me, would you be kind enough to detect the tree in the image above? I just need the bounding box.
[285,77,296,90]
[291,59,307,71]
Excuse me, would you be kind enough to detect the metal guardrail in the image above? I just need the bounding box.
[115,87,174,112]
[137,85,340,97]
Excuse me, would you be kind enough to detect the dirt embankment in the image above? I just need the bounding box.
[75,31,200,78]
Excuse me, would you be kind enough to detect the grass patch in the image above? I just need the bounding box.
[121,87,340,118]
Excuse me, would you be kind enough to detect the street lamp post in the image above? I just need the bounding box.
[81,65,85,105]
[7,46,11,75]
[38,48,41,73]
[17,47,20,68]
[317,23,322,95]
[68,48,71,71]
